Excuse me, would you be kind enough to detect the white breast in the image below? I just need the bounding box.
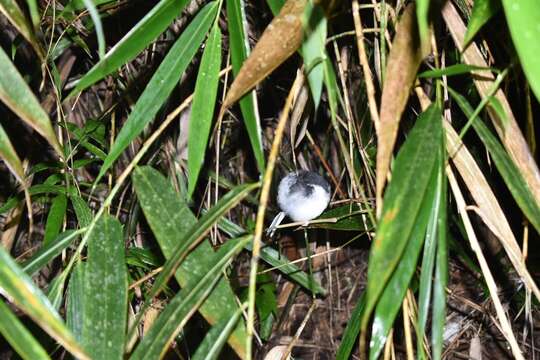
[277,182,330,222]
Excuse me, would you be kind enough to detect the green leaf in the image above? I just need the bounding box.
[448,87,540,235]
[0,46,61,156]
[416,149,445,360]
[0,122,25,184]
[66,262,86,343]
[46,267,70,310]
[0,299,51,360]
[312,203,369,231]
[130,235,251,360]
[501,0,540,102]
[82,215,127,360]
[361,105,442,333]
[226,0,266,174]
[43,194,68,246]
[188,22,222,198]
[96,2,218,182]
[69,0,190,95]
[335,293,365,360]
[369,157,440,360]
[0,246,88,359]
[266,0,285,15]
[217,216,327,295]
[22,229,84,276]
[301,2,326,110]
[81,0,105,58]
[418,64,495,78]
[132,166,253,357]
[192,304,245,360]
[70,195,93,228]
[0,0,42,57]
[416,0,430,52]
[142,180,258,311]
[463,0,501,47]
[431,148,448,360]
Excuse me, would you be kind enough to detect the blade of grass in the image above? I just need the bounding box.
[130,235,251,360]
[463,0,501,48]
[418,64,494,78]
[82,215,127,360]
[187,21,222,198]
[0,246,88,359]
[335,293,365,360]
[43,194,67,246]
[96,1,218,183]
[69,0,190,95]
[0,0,43,57]
[81,0,105,58]
[0,300,51,360]
[66,262,85,343]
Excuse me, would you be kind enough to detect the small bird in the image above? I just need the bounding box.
[267,170,331,236]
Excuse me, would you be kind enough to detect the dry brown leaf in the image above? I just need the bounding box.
[376,3,428,213]
[222,0,306,109]
[442,1,540,206]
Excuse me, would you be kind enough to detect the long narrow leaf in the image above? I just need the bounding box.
[188,22,222,198]
[69,0,190,94]
[0,246,88,359]
[82,215,127,360]
[130,235,251,359]
[0,46,61,156]
[0,300,50,360]
[132,166,252,357]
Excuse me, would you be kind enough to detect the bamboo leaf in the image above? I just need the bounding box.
[82,215,127,360]
[501,0,540,102]
[188,22,222,198]
[0,246,88,359]
[0,300,51,360]
[463,0,501,48]
[96,2,218,182]
[43,194,67,246]
[0,46,61,156]
[0,0,43,57]
[224,0,267,173]
[66,262,86,343]
[130,235,251,360]
[0,123,25,184]
[361,105,442,334]
[69,0,190,95]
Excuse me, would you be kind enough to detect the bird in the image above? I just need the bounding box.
[267,170,331,236]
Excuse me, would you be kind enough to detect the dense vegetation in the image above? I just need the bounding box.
[0,0,539,359]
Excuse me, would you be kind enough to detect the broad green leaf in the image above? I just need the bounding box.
[0,299,50,360]
[501,0,540,102]
[0,0,42,57]
[301,1,326,110]
[132,166,252,357]
[82,215,127,360]
[0,246,88,359]
[418,64,494,78]
[188,22,222,198]
[130,235,250,360]
[361,105,442,333]
[449,87,540,235]
[22,229,84,276]
[463,0,501,47]
[43,194,67,246]
[226,0,266,174]
[335,293,365,360]
[66,262,86,343]
[69,0,190,94]
[266,0,285,15]
[0,122,25,183]
[96,2,218,182]
[0,46,61,156]
[25,0,39,28]
[416,0,430,52]
[192,305,245,360]
[369,157,440,360]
